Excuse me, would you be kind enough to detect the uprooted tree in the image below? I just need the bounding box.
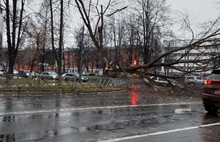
[75,0,220,81]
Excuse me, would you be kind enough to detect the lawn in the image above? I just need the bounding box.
[0,76,130,92]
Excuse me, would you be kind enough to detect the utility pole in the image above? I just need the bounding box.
[79,25,84,78]
[0,0,3,68]
[58,0,64,76]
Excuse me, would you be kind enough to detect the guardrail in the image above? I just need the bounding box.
[0,74,137,92]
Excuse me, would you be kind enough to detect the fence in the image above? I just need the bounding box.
[0,74,137,92]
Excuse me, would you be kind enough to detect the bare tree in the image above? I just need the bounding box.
[49,0,58,66]
[0,1,3,67]
[23,16,49,72]
[74,25,98,73]
[75,0,124,76]
[131,0,170,66]
[106,16,126,64]
[44,0,70,77]
[58,0,64,77]
[122,19,220,80]
[38,1,51,72]
[3,0,27,81]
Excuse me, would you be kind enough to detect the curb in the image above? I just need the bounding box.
[0,89,127,97]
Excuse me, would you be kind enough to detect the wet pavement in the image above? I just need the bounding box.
[0,87,220,142]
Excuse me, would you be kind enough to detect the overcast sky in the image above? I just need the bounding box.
[166,0,220,39]
[167,0,220,22]
[24,0,220,47]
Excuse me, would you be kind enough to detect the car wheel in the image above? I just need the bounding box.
[204,103,218,113]
[32,76,37,80]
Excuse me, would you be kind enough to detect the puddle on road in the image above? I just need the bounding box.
[0,134,16,142]
[1,116,16,122]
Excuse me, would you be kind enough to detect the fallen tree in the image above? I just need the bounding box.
[75,0,220,81]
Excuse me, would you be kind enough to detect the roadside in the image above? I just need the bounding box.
[0,81,202,101]
[127,83,202,102]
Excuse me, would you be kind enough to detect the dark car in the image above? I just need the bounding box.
[18,70,29,78]
[203,69,220,113]
[62,72,88,82]
[0,70,4,75]
[40,71,58,80]
[18,70,36,78]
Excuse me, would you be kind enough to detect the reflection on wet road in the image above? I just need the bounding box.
[0,90,220,142]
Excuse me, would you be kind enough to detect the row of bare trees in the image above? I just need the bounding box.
[1,0,68,82]
[74,0,170,76]
[1,0,220,82]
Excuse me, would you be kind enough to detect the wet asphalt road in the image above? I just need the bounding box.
[0,89,220,142]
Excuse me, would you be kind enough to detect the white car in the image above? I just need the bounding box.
[63,72,88,82]
[184,76,204,85]
[13,70,18,75]
[144,76,178,86]
[40,71,58,80]
[151,76,169,84]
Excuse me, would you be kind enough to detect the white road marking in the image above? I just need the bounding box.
[175,108,192,114]
[0,101,201,116]
[99,122,220,142]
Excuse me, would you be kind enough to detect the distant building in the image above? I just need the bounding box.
[162,39,220,76]
[63,45,142,75]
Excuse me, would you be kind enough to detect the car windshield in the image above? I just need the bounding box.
[208,74,220,80]
[67,73,75,76]
[72,73,79,77]
[48,71,57,75]
[196,77,202,80]
[151,76,156,80]
[158,77,166,81]
[187,77,194,79]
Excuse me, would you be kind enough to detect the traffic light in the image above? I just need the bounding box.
[132,60,138,66]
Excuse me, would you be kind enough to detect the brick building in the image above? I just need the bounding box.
[63,45,141,75]
[1,45,142,74]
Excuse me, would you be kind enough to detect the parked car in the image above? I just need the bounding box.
[5,70,19,78]
[13,70,18,75]
[18,70,28,78]
[40,71,58,80]
[18,70,36,78]
[0,69,17,75]
[203,69,220,113]
[0,71,4,78]
[0,69,5,74]
[184,76,204,85]
[151,76,169,84]
[144,76,177,86]
[62,72,88,82]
